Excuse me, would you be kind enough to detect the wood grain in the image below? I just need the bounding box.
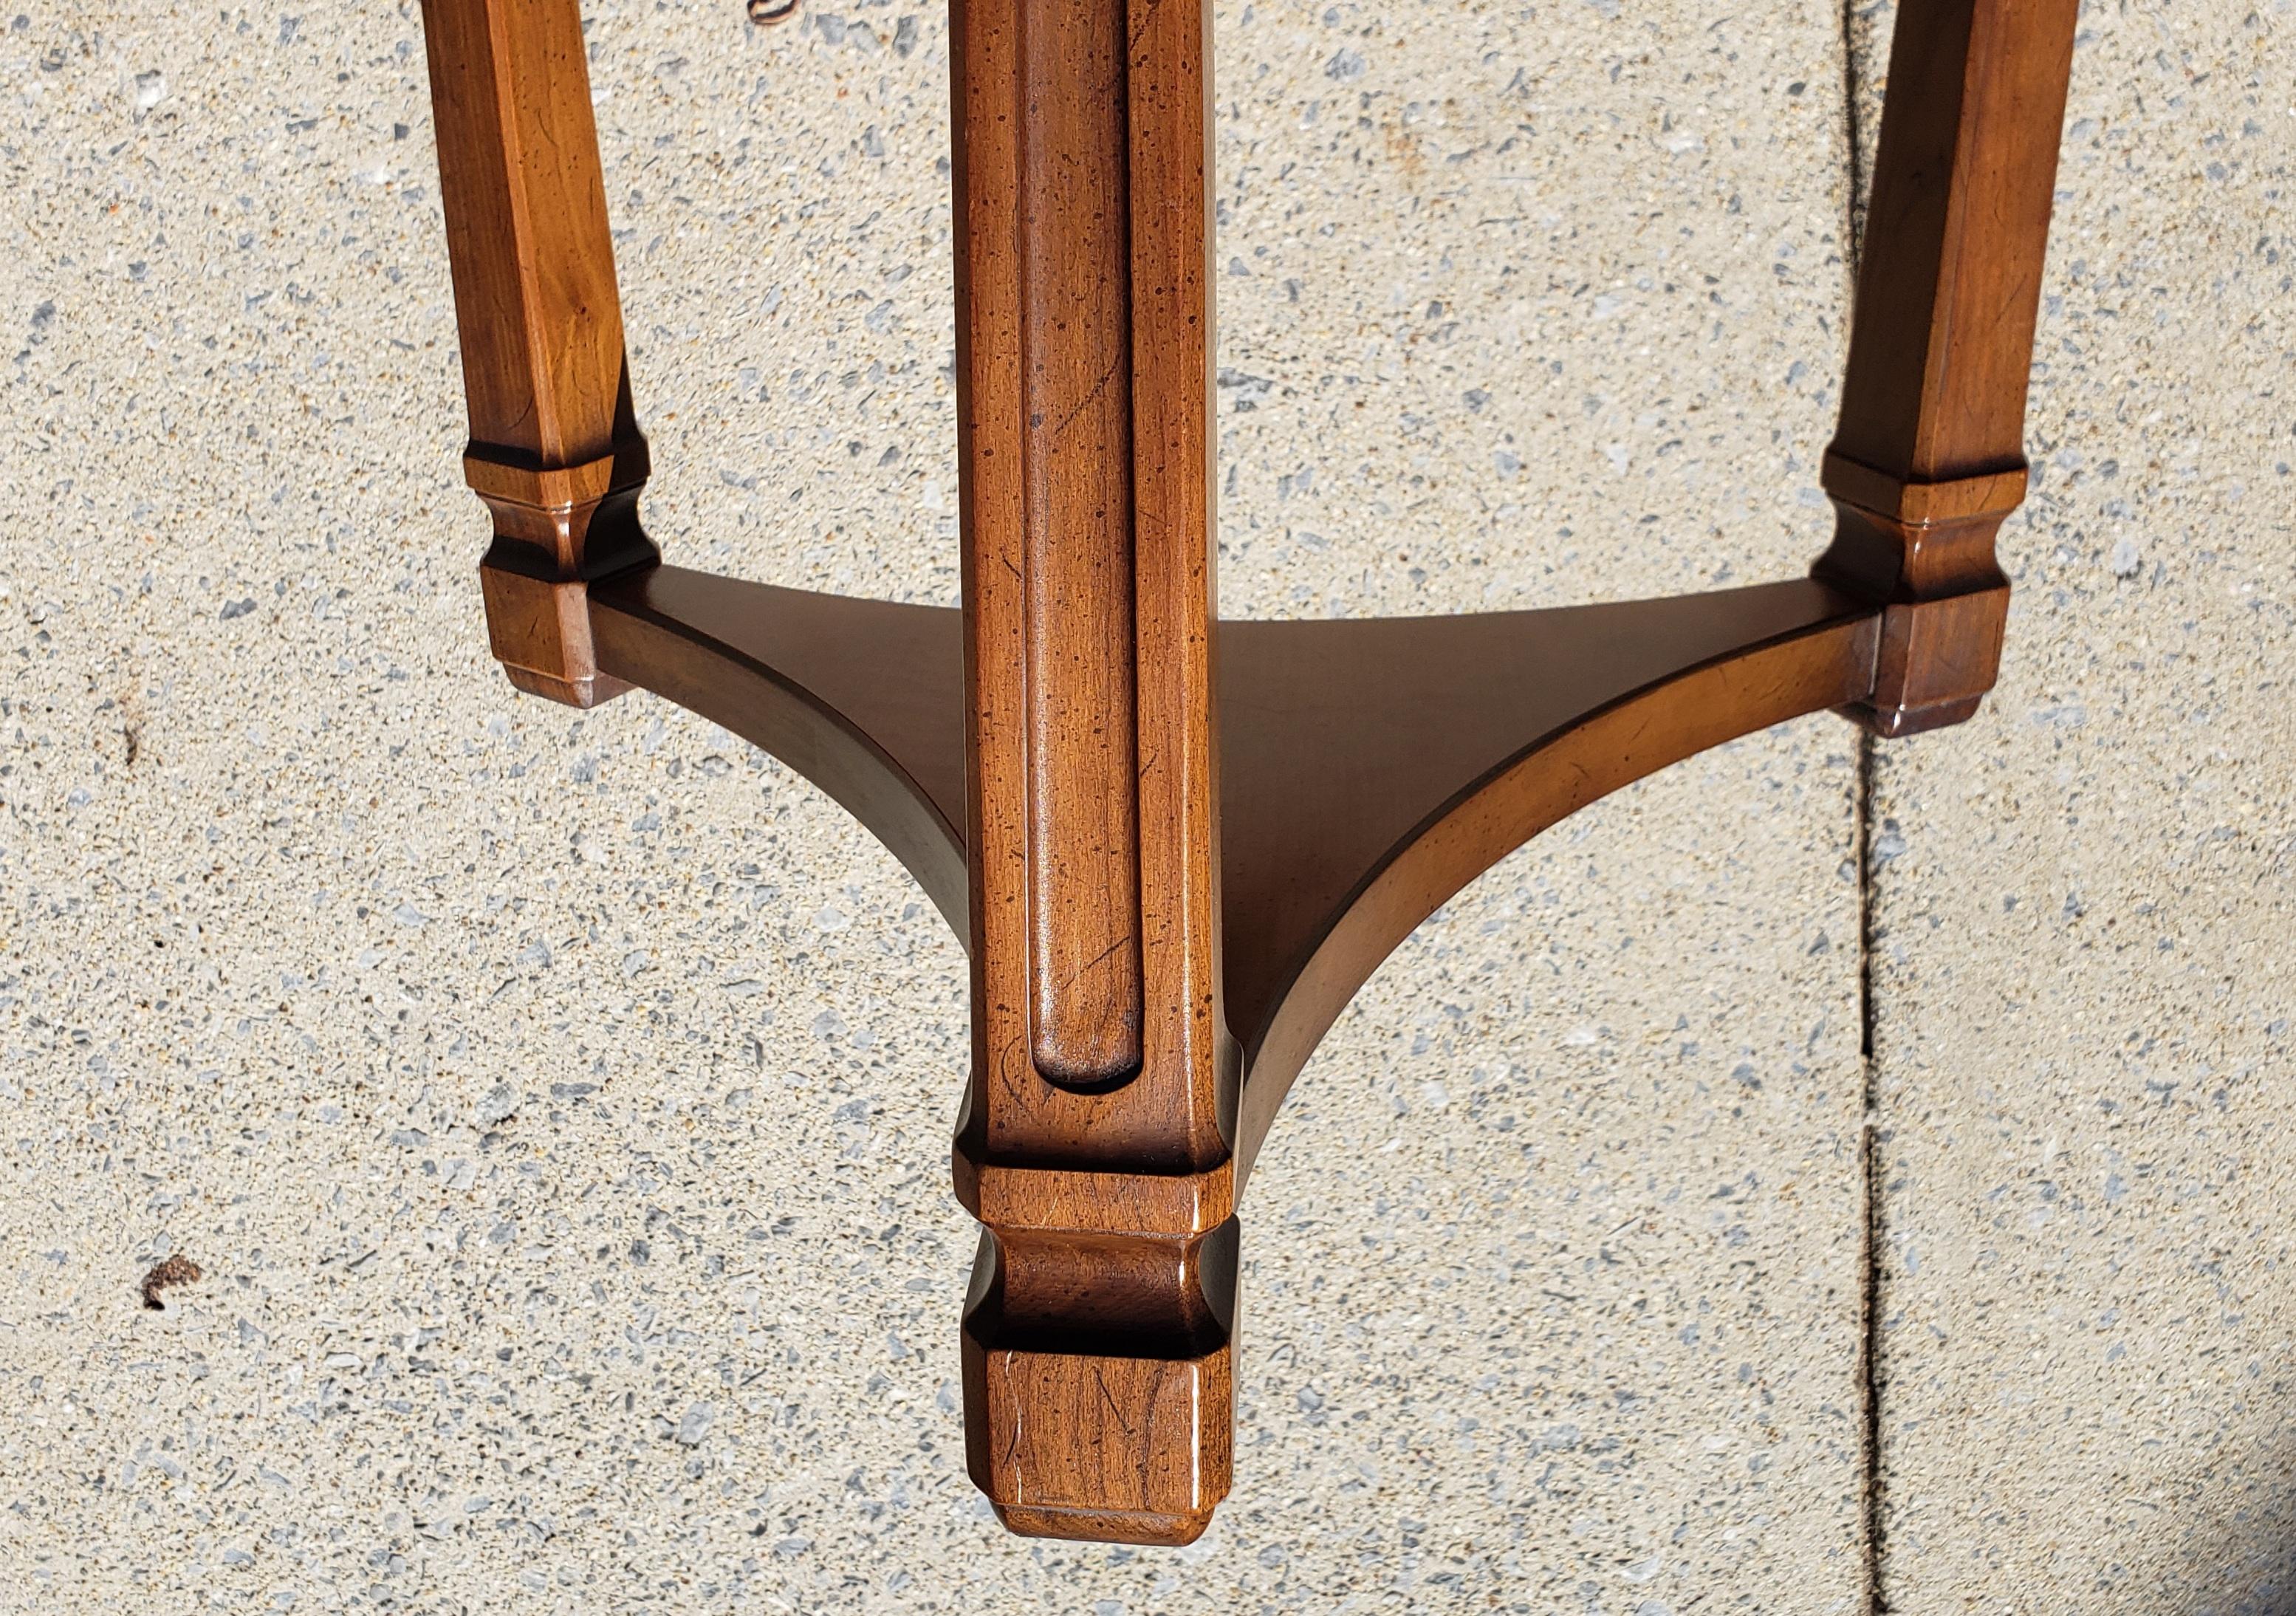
[420,0,655,707]
[417,0,2078,1547]
[1017,0,1145,1092]
[1818,0,2081,734]
[589,566,969,933]
[950,0,1234,1543]
[1217,582,1881,1184]
[587,573,1888,1539]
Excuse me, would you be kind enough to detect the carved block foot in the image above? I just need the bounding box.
[470,450,654,708]
[967,1352,1230,1547]
[960,1222,1238,1546]
[416,0,2080,1547]
[1817,454,2026,736]
[479,564,634,708]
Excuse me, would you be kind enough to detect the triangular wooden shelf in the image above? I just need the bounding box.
[418,0,2077,1545]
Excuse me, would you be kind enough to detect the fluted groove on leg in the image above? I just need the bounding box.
[417,0,2079,1545]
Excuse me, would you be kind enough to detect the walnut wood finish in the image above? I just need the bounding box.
[417,0,2077,1546]
[589,566,969,931]
[421,0,656,708]
[1817,0,2080,736]
[947,0,1233,1539]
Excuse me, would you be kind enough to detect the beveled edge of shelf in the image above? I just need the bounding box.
[586,564,970,934]
[559,564,1892,1185]
[1218,581,1882,1185]
[501,560,1906,1544]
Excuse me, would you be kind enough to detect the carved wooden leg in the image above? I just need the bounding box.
[1817,0,2080,736]
[949,0,1236,1545]
[408,0,2080,1550]
[420,0,657,708]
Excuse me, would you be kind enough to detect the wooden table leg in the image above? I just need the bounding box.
[949,0,1236,1545]
[1817,0,2080,736]
[420,0,657,708]
[408,0,2080,1550]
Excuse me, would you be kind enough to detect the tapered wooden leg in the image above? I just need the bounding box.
[1817,0,2079,736]
[420,0,657,708]
[949,0,1234,1545]
[405,0,2081,1551]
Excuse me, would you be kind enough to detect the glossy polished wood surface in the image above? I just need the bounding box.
[420,0,657,708]
[1219,582,1881,1184]
[949,0,1235,1541]
[418,0,2078,1548]
[1818,0,2081,735]
[590,566,969,933]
